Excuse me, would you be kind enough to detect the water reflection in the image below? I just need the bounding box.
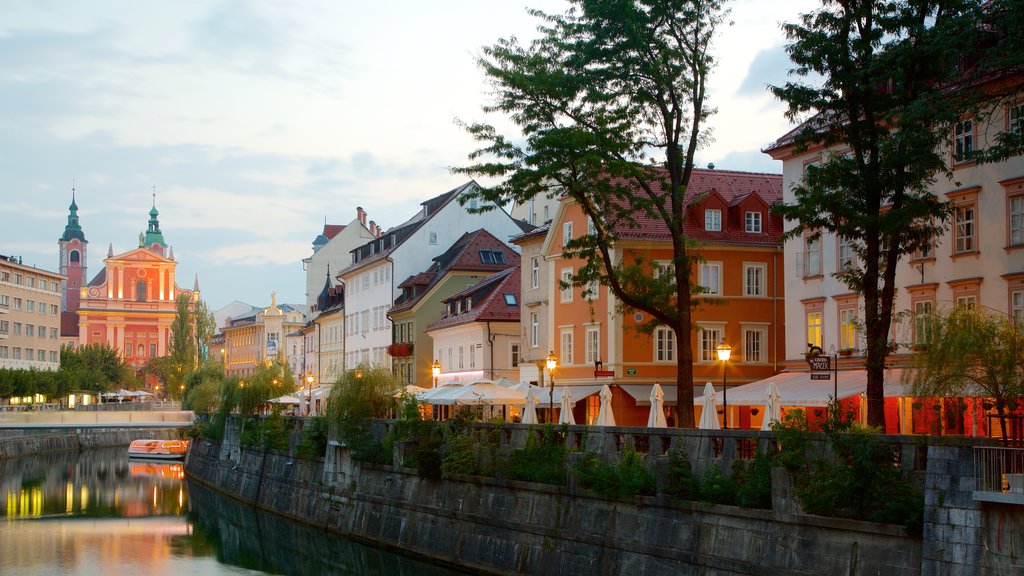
[0,448,464,575]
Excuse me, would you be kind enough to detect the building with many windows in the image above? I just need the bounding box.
[540,168,785,427]
[0,255,64,370]
[220,295,309,378]
[764,85,1024,435]
[510,223,552,387]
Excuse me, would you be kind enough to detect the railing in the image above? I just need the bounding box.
[795,250,822,278]
[974,446,1024,493]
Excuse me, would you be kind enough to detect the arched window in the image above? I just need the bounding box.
[69,250,80,264]
[136,281,147,302]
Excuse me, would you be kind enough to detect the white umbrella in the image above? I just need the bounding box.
[761,381,782,431]
[594,384,616,427]
[268,395,300,405]
[393,384,427,398]
[522,387,539,425]
[698,382,720,430]
[646,383,668,428]
[558,387,576,425]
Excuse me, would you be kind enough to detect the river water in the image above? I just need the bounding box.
[0,447,464,575]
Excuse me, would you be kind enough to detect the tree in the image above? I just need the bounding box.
[167,294,197,394]
[326,364,396,461]
[770,1,1021,428]
[455,0,727,427]
[193,299,216,363]
[908,306,1024,440]
[58,343,135,393]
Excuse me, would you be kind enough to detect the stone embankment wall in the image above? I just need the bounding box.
[188,421,933,576]
[0,427,178,460]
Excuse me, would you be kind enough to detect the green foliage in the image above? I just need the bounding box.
[326,364,395,464]
[665,448,700,500]
[733,452,773,510]
[442,435,477,477]
[296,416,329,459]
[575,442,655,500]
[508,424,566,485]
[771,409,812,471]
[183,360,225,412]
[166,293,198,397]
[56,343,136,395]
[771,1,1021,427]
[455,0,730,427]
[235,361,293,417]
[908,306,1024,438]
[699,465,737,506]
[0,367,61,400]
[239,412,292,451]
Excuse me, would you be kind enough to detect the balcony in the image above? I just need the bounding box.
[973,446,1024,504]
[795,250,822,278]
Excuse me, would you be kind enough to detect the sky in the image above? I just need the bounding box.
[0,0,818,311]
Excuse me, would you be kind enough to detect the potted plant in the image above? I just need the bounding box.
[838,348,856,357]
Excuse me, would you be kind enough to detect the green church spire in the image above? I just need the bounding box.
[143,189,167,247]
[59,186,87,242]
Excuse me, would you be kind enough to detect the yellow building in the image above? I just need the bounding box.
[0,254,65,371]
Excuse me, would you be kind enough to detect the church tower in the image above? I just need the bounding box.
[142,193,167,257]
[58,189,88,338]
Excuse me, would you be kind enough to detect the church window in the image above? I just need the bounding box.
[70,250,80,264]
[136,281,147,302]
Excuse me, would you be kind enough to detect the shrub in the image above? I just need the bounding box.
[575,443,655,499]
[442,435,477,476]
[699,465,737,506]
[296,416,329,459]
[509,424,566,485]
[734,451,772,509]
[665,449,700,500]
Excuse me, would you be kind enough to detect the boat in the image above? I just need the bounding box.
[127,439,189,460]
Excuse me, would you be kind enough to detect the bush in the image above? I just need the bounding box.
[509,424,566,485]
[296,416,329,459]
[239,414,291,451]
[665,449,700,500]
[442,435,477,476]
[575,443,655,499]
[734,451,772,509]
[699,465,737,506]
[327,364,396,465]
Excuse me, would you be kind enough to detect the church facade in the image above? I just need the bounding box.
[60,196,197,373]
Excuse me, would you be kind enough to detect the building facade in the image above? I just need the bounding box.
[0,255,64,370]
[221,295,308,378]
[510,223,552,386]
[302,208,375,306]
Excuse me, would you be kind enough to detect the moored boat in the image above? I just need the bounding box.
[128,439,189,460]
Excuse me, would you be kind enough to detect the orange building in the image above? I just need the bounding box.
[73,199,197,378]
[541,168,784,427]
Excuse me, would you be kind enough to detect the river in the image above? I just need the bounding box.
[0,447,465,575]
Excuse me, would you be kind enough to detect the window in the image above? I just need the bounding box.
[562,221,574,246]
[49,351,58,362]
[14,274,21,285]
[0,321,7,333]
[745,211,762,233]
[428,232,437,245]
[915,301,934,344]
[585,326,600,364]
[361,311,369,333]
[1014,291,1024,328]
[37,350,45,361]
[807,311,823,348]
[704,209,722,231]
[511,343,520,367]
[587,217,596,236]
[504,293,517,306]
[560,328,574,365]
[1011,196,1024,246]
[69,250,80,263]
[956,295,977,309]
[743,328,766,363]
[27,277,35,288]
[469,345,475,369]
[459,346,464,369]
[136,281,147,302]
[13,298,21,310]
[25,349,32,360]
[543,205,550,221]
[50,328,57,339]
[584,280,599,301]
[954,205,975,253]
[37,325,45,338]
[25,300,34,312]
[530,313,539,347]
[25,325,33,337]
[531,257,539,289]
[699,327,722,362]
[1011,103,1023,136]
[838,237,855,271]
[0,295,6,308]
[954,119,973,163]
[12,348,20,360]
[655,327,675,362]
[126,343,133,357]
[0,346,6,359]
[560,269,573,302]
[799,236,822,278]
[480,249,505,264]
[839,308,858,350]
[699,263,721,295]
[743,264,764,297]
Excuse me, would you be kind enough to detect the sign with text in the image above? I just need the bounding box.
[810,373,832,381]
[626,367,638,376]
[806,355,832,371]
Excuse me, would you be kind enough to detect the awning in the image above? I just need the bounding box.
[693,368,912,407]
[619,384,707,407]
[536,385,604,407]
[422,382,527,406]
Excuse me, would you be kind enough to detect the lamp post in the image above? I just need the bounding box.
[545,351,558,423]
[716,342,732,428]
[305,372,314,417]
[431,359,441,388]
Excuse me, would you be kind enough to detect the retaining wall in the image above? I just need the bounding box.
[0,427,178,459]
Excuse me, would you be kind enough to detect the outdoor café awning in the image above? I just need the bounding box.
[693,368,912,407]
[619,384,709,407]
[536,385,604,408]
[420,381,526,406]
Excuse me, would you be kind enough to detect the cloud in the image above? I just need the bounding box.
[207,240,311,267]
[706,148,783,175]
[736,45,793,98]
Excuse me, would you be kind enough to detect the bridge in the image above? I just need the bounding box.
[0,410,194,429]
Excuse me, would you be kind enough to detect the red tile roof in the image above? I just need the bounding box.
[426,267,520,330]
[323,224,346,240]
[607,167,783,246]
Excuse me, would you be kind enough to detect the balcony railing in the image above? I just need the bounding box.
[795,250,822,278]
[974,446,1024,493]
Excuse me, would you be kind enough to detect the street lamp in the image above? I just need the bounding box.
[716,342,732,428]
[431,359,441,387]
[305,372,315,416]
[545,351,558,424]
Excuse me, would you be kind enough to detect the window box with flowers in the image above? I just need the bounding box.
[386,342,414,357]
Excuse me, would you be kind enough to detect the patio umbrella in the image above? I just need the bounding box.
[646,383,668,428]
[268,395,300,405]
[558,387,576,425]
[522,387,539,425]
[393,384,427,398]
[761,381,782,431]
[698,382,720,430]
[594,384,616,427]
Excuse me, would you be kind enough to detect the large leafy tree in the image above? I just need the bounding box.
[455,0,727,427]
[908,307,1024,440]
[58,343,135,393]
[770,0,1020,428]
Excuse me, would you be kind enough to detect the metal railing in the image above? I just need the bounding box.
[974,446,1024,493]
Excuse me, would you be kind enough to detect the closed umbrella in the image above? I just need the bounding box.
[646,383,668,428]
[698,382,720,430]
[522,387,539,425]
[761,381,782,431]
[558,387,576,425]
[594,384,616,427]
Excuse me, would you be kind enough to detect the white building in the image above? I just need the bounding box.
[337,181,531,370]
[302,208,376,306]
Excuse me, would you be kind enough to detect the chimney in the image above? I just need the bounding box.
[357,206,367,226]
[369,220,379,238]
